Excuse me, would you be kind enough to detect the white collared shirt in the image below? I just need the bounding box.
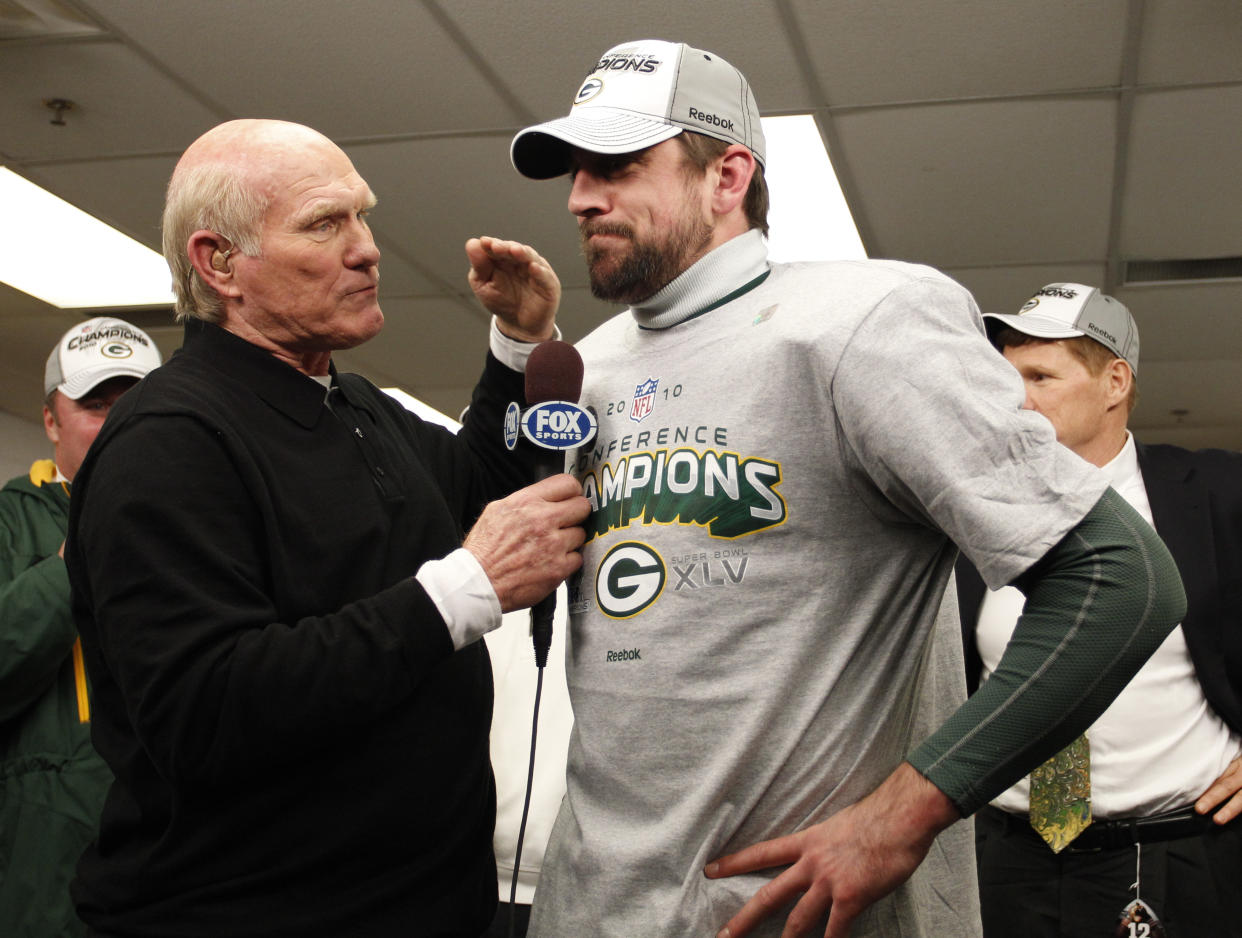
[976,431,1242,816]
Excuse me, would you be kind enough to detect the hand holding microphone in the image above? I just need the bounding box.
[462,474,588,614]
[464,340,594,665]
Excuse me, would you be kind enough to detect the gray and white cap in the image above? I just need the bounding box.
[511,39,765,179]
[44,316,162,400]
[983,283,1140,376]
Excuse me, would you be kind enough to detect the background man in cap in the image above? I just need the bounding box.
[506,39,1187,938]
[64,118,589,936]
[957,284,1242,937]
[0,317,160,937]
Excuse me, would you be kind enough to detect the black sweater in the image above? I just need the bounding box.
[67,320,535,937]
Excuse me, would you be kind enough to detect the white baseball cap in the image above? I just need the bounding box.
[511,39,766,179]
[983,283,1140,376]
[45,316,162,400]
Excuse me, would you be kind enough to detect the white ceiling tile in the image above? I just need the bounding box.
[835,97,1116,267]
[1120,86,1242,259]
[0,40,222,161]
[1114,281,1242,363]
[790,0,1129,105]
[79,0,517,137]
[1139,0,1242,85]
[1131,359,1242,429]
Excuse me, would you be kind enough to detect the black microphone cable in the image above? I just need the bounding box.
[506,649,546,938]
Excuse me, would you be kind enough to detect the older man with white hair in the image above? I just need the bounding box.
[65,119,589,937]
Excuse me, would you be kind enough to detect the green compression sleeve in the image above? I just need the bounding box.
[909,486,1187,816]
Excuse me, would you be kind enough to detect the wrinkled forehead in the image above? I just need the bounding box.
[249,140,376,230]
[255,136,369,198]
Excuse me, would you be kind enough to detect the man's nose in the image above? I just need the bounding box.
[346,217,381,267]
[568,171,608,218]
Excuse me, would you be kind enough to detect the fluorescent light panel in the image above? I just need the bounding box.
[0,167,174,309]
[761,115,866,263]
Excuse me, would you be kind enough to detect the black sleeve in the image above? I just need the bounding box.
[909,487,1187,815]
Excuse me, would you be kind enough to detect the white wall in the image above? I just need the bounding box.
[0,408,50,482]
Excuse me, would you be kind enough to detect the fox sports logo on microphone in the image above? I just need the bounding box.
[503,402,522,451]
[521,401,597,451]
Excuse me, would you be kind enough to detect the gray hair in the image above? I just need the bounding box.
[162,162,268,323]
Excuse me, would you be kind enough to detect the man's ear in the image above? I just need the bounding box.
[1105,358,1133,409]
[43,402,59,445]
[710,145,757,218]
[187,230,241,297]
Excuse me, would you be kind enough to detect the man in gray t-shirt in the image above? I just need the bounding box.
[505,39,1186,938]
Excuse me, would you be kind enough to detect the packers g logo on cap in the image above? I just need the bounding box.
[102,342,134,359]
[575,78,604,105]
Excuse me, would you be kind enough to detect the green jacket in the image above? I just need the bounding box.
[0,460,110,937]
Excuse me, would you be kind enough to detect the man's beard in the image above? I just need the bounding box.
[580,212,713,305]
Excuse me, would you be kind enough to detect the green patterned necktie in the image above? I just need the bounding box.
[1028,733,1092,852]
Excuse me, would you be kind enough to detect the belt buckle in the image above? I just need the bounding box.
[1067,817,1127,853]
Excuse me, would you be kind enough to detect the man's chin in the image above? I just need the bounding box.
[337,307,385,348]
[588,277,656,305]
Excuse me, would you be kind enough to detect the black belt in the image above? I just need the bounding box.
[980,804,1235,853]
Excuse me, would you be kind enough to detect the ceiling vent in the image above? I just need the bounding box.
[1123,256,1242,285]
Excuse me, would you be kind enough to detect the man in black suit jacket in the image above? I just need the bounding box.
[956,283,1242,938]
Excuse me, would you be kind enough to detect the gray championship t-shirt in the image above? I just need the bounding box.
[531,253,1107,937]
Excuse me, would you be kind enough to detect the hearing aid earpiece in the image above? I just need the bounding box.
[211,247,233,272]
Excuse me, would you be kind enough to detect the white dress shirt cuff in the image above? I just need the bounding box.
[489,318,562,372]
[416,548,502,650]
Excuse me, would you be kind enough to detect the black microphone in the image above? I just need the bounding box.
[525,340,585,479]
[522,340,588,669]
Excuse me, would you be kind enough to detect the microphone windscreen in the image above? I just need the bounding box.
[525,340,584,404]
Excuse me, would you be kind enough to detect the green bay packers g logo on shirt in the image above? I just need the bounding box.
[595,541,665,618]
